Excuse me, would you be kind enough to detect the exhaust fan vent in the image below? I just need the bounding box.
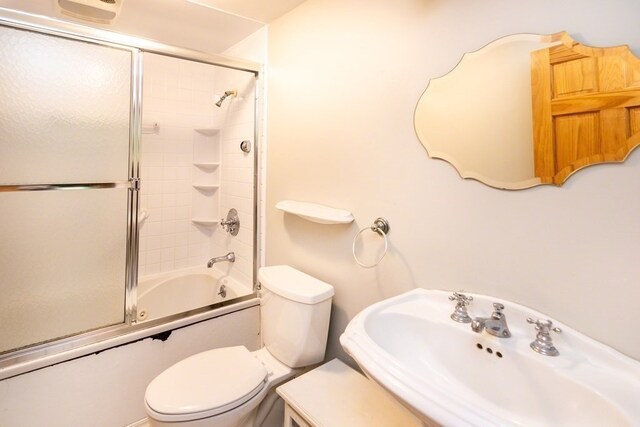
[56,0,124,24]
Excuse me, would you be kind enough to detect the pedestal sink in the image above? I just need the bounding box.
[340,289,640,426]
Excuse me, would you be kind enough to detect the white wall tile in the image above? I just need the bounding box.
[139,52,256,289]
[222,194,253,215]
[223,167,253,183]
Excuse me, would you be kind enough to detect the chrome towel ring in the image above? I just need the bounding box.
[352,218,390,268]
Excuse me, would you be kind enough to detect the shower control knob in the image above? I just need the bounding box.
[220,208,240,236]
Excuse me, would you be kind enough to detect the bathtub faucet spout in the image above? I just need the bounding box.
[207,252,235,268]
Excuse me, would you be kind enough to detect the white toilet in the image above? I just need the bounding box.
[144,265,334,427]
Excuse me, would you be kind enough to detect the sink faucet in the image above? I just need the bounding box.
[526,317,562,356]
[448,291,473,323]
[471,303,511,338]
[207,252,235,268]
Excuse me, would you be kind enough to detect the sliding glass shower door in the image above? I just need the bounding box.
[0,25,135,354]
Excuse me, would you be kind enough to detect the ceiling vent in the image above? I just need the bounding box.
[56,0,124,24]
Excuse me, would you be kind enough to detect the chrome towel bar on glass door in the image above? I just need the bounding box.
[0,181,134,192]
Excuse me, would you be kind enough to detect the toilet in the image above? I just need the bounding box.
[144,265,334,427]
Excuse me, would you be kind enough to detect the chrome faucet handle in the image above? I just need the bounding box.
[526,317,561,333]
[492,303,505,315]
[448,292,473,323]
[220,217,237,226]
[526,317,562,356]
[220,217,238,232]
[449,291,473,304]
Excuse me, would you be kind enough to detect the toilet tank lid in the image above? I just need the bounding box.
[259,265,334,304]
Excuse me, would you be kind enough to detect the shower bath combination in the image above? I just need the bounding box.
[215,89,237,107]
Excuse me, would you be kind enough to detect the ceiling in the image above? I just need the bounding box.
[185,0,306,24]
[0,0,307,53]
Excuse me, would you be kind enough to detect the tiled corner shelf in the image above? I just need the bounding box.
[193,162,220,169]
[191,219,219,227]
[193,184,220,191]
[192,128,220,227]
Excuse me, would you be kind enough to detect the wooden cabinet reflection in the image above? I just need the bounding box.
[532,32,640,185]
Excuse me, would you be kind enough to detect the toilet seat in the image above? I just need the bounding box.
[145,346,268,422]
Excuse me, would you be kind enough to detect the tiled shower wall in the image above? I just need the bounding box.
[138,53,255,284]
[214,66,256,286]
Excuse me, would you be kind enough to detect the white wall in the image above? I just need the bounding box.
[266,0,640,364]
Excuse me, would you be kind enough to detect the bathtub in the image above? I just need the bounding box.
[137,267,254,322]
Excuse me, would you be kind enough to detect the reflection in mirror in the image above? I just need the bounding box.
[415,32,640,189]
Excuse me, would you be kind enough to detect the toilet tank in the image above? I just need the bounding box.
[258,266,334,368]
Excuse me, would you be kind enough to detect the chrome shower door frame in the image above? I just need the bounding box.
[0,7,262,378]
[0,21,141,351]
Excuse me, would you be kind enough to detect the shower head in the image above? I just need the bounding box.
[215,90,237,107]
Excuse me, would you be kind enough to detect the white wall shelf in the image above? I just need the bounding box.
[276,200,354,225]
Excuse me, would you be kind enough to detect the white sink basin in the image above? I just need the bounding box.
[340,289,640,426]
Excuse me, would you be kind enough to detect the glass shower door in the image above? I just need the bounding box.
[0,25,134,354]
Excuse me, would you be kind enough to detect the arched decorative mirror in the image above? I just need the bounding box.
[415,32,640,190]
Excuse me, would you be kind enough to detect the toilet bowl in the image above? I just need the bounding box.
[145,347,296,427]
[144,265,334,427]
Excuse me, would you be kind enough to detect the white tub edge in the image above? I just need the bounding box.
[0,297,259,381]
